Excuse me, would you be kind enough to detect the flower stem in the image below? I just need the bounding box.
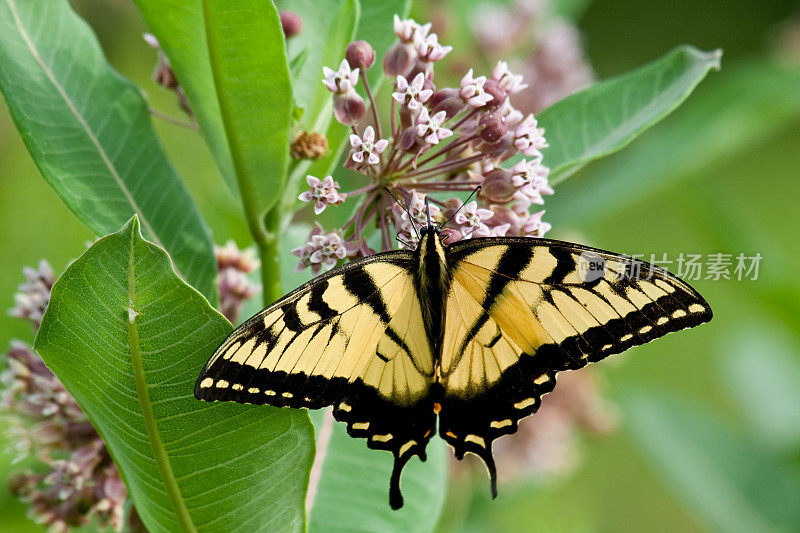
[360,71,382,140]
[403,153,483,179]
[417,134,477,167]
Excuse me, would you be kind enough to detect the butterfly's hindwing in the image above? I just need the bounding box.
[436,238,712,489]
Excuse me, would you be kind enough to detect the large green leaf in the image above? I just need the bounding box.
[133,0,237,197]
[34,216,315,533]
[718,322,800,453]
[307,412,447,533]
[204,0,293,218]
[534,45,721,185]
[0,0,217,303]
[549,61,800,225]
[625,389,800,533]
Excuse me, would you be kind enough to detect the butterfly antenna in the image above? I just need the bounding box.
[440,185,482,229]
[384,187,420,240]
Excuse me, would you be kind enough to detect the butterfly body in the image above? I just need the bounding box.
[196,226,711,509]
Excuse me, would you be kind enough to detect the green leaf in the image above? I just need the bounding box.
[34,216,315,533]
[624,389,800,533]
[718,321,800,453]
[534,45,721,185]
[204,0,292,217]
[307,412,447,533]
[549,61,800,225]
[0,0,217,303]
[286,0,360,132]
[133,0,238,197]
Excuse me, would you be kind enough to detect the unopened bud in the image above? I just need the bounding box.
[333,91,366,126]
[154,61,179,90]
[430,88,465,118]
[482,79,507,109]
[406,59,432,83]
[383,42,416,77]
[397,127,419,152]
[479,113,508,144]
[480,168,515,203]
[280,11,302,38]
[346,40,375,70]
[481,130,516,159]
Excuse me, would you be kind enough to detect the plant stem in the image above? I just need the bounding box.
[260,207,283,305]
[361,71,382,140]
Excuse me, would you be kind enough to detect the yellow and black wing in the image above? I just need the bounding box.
[437,237,712,492]
[195,252,436,508]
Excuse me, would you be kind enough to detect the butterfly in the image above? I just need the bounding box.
[195,201,711,509]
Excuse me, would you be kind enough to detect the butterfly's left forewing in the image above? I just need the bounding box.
[195,253,437,508]
[437,238,712,490]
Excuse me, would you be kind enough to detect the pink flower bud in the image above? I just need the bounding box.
[383,42,416,77]
[480,168,516,203]
[333,91,366,126]
[280,11,302,38]
[479,113,508,144]
[482,79,507,109]
[405,58,433,83]
[430,88,466,118]
[397,127,420,152]
[480,130,516,159]
[154,62,179,90]
[346,40,375,70]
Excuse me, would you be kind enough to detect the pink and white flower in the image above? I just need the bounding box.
[514,115,548,157]
[292,226,348,275]
[392,73,433,111]
[510,158,553,204]
[492,61,528,94]
[454,201,494,238]
[322,59,359,94]
[415,33,452,63]
[416,108,453,145]
[460,69,494,108]
[298,175,345,214]
[488,205,551,237]
[349,126,389,165]
[393,15,431,43]
[498,100,524,127]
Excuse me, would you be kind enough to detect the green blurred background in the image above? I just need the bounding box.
[2,0,800,531]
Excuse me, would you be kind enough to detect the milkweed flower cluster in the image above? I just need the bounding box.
[469,0,594,113]
[295,15,554,272]
[2,264,137,532]
[216,241,261,324]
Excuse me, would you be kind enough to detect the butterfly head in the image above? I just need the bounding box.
[421,222,440,235]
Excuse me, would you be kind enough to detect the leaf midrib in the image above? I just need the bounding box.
[4,0,175,267]
[127,222,196,533]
